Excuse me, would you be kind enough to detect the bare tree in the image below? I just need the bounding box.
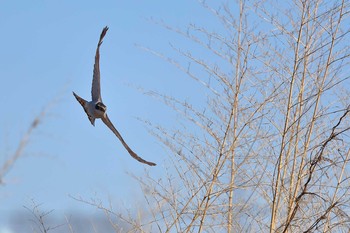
[78,0,350,232]
[24,200,63,233]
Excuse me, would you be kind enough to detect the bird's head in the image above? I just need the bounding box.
[95,102,107,113]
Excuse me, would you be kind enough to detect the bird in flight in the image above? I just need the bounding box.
[73,26,156,166]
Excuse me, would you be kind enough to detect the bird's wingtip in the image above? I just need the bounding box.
[73,91,80,98]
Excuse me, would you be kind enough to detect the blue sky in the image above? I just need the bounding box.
[0,0,216,228]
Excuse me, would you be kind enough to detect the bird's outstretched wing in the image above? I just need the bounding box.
[73,92,95,126]
[101,114,156,166]
[91,26,109,102]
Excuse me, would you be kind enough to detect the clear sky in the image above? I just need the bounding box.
[0,0,215,230]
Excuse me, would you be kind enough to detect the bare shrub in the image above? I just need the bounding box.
[77,0,350,232]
